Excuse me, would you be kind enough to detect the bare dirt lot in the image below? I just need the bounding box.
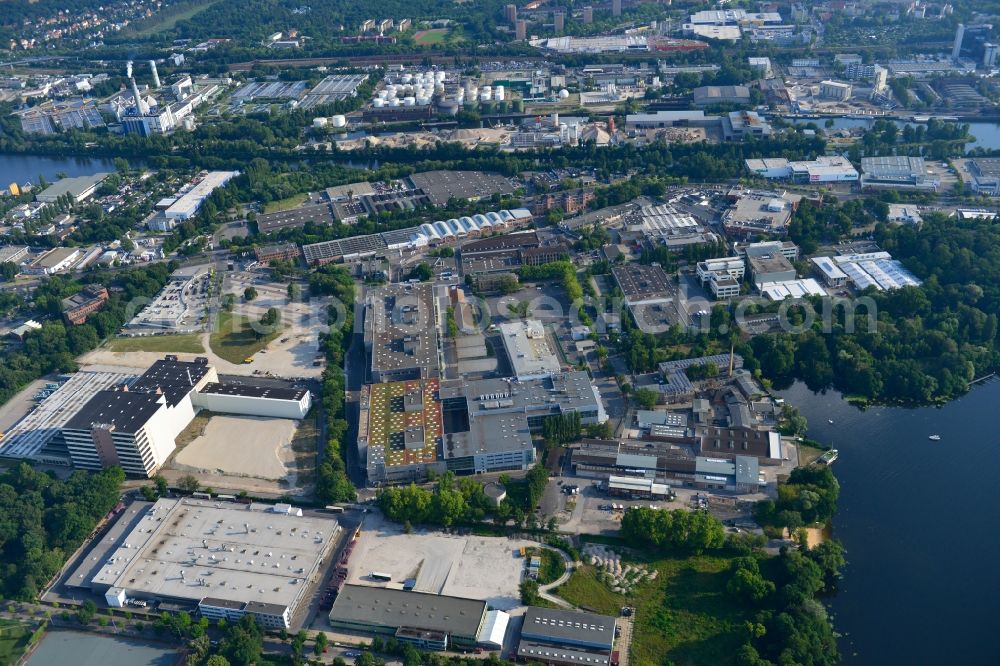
[349,513,533,610]
[170,414,302,484]
[80,272,333,380]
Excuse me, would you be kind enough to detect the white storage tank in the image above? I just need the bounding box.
[377,90,389,100]
[313,117,329,127]
[416,96,430,106]
[559,89,570,99]
[480,88,492,101]
[403,96,416,106]
[389,98,401,107]
[373,98,386,108]
[495,85,506,101]
[402,73,413,83]
[435,71,446,82]
[331,114,347,127]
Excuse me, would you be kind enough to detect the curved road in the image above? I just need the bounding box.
[537,546,576,609]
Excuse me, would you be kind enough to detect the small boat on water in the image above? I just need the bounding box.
[928,435,942,441]
[817,449,839,465]
[828,419,834,424]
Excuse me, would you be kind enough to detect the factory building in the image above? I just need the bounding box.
[860,156,939,191]
[165,171,240,220]
[517,607,618,666]
[329,585,490,650]
[192,383,312,420]
[62,285,109,325]
[35,172,111,203]
[70,498,339,630]
[365,282,440,383]
[36,356,313,477]
[745,156,859,183]
[499,319,561,381]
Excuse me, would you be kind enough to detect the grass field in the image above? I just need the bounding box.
[0,620,32,663]
[263,193,310,214]
[413,28,449,45]
[107,334,204,354]
[132,0,223,35]
[556,555,752,666]
[209,310,284,364]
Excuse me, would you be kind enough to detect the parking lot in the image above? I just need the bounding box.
[546,475,762,535]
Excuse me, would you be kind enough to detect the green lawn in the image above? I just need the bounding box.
[263,193,310,214]
[0,620,33,663]
[556,555,752,666]
[132,0,223,35]
[209,310,284,364]
[537,548,567,585]
[107,334,204,354]
[413,28,449,45]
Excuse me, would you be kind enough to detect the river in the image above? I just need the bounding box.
[0,154,118,189]
[785,116,1000,151]
[777,380,1000,665]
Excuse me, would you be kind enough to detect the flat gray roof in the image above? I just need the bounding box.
[521,607,616,651]
[329,585,486,639]
[89,498,338,614]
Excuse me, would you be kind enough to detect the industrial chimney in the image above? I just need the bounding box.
[149,60,160,88]
[131,78,147,115]
[126,60,133,79]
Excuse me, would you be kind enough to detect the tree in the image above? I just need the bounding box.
[633,388,659,409]
[205,657,231,666]
[243,286,257,301]
[520,579,540,605]
[154,475,168,496]
[314,631,328,656]
[287,283,300,301]
[177,475,201,492]
[727,558,775,604]
[405,262,433,282]
[0,262,17,282]
[77,599,97,624]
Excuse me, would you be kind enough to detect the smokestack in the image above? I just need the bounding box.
[126,60,133,79]
[149,60,160,88]
[131,77,147,115]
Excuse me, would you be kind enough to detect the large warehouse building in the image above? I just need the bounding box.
[69,498,339,630]
[1,356,312,477]
[329,585,493,650]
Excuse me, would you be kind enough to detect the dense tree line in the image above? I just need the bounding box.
[620,507,726,554]
[0,463,125,599]
[749,212,1000,404]
[754,466,840,531]
[378,465,549,529]
[0,263,173,406]
[734,542,846,666]
[312,264,358,504]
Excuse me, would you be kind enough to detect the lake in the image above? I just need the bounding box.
[26,630,180,666]
[777,380,1000,665]
[0,154,118,190]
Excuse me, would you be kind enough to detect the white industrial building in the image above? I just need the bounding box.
[76,498,339,630]
[499,319,562,381]
[745,156,859,183]
[758,278,826,301]
[811,256,848,288]
[820,80,853,100]
[165,171,240,220]
[193,383,312,419]
[53,356,311,477]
